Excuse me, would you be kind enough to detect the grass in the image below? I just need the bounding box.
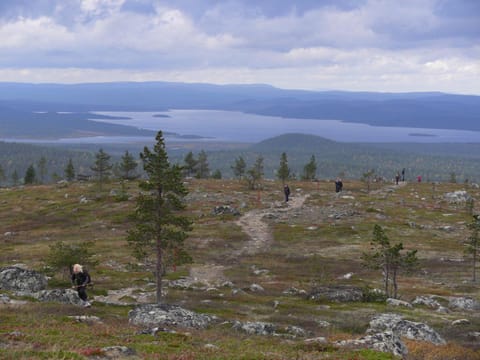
[1,178,480,359]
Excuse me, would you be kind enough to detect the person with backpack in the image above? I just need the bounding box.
[284,184,291,202]
[71,263,92,307]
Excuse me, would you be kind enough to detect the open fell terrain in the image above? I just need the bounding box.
[1,178,480,359]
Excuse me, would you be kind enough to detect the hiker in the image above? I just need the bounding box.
[284,184,291,202]
[335,178,343,193]
[395,172,400,185]
[401,168,405,182]
[417,175,422,183]
[71,263,91,307]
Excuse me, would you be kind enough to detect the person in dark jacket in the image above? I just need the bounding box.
[284,184,291,202]
[71,263,91,307]
[335,178,343,193]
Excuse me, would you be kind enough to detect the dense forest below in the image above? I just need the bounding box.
[2,133,480,186]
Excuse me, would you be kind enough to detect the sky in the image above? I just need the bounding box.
[0,0,479,94]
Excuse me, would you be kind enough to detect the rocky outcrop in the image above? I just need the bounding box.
[232,321,307,338]
[128,304,218,329]
[336,330,407,358]
[368,313,446,345]
[308,285,363,302]
[412,295,443,309]
[448,296,480,311]
[32,289,85,306]
[444,190,472,204]
[0,266,48,293]
[212,205,240,216]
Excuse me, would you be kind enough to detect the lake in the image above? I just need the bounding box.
[89,110,480,143]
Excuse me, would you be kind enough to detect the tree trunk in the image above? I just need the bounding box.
[156,236,163,304]
[392,268,398,299]
[473,247,477,282]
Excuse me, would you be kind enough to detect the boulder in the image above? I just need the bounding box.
[448,296,480,311]
[232,321,276,336]
[128,304,217,329]
[412,295,443,309]
[0,266,48,293]
[308,285,363,303]
[335,331,407,358]
[212,205,240,216]
[368,313,445,345]
[32,289,85,306]
[444,190,472,204]
[386,298,412,308]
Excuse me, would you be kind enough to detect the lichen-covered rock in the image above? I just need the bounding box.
[448,296,480,311]
[336,331,407,358]
[212,205,240,216]
[412,295,443,309]
[368,313,445,345]
[308,285,363,302]
[444,190,472,204]
[386,298,412,308]
[0,266,48,293]
[32,289,85,306]
[232,321,276,336]
[128,304,217,329]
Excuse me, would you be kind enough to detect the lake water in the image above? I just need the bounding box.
[89,110,480,143]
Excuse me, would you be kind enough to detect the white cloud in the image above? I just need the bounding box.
[0,0,478,94]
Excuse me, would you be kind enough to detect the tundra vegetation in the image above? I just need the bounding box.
[1,171,480,359]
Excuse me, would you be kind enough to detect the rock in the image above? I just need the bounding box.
[335,331,407,358]
[412,295,443,309]
[68,315,102,323]
[468,332,480,339]
[128,304,217,329]
[315,320,331,328]
[444,190,472,204]
[308,285,363,303]
[0,293,10,303]
[232,321,276,336]
[368,313,445,345]
[0,266,48,293]
[32,289,85,306]
[283,287,307,296]
[387,298,412,308]
[204,343,219,350]
[284,325,307,338]
[451,319,470,326]
[212,205,240,216]
[304,337,328,345]
[100,346,138,359]
[249,283,264,292]
[448,296,480,311]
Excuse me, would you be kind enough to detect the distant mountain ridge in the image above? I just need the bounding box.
[0,81,479,138]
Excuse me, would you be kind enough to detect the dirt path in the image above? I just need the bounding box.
[235,193,309,255]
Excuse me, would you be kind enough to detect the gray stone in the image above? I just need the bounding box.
[249,283,264,292]
[284,325,307,337]
[32,289,85,306]
[335,331,407,358]
[368,313,445,345]
[232,321,276,336]
[128,304,217,329]
[451,319,470,326]
[309,285,363,302]
[283,287,307,296]
[444,190,471,204]
[448,296,480,311]
[386,298,412,308]
[0,266,48,293]
[412,295,443,309]
[212,205,240,216]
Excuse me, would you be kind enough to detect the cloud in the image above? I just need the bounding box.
[0,0,478,94]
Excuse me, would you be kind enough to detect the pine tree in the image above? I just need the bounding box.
[91,148,112,191]
[246,155,264,190]
[38,156,47,184]
[64,158,75,182]
[466,215,480,282]
[127,131,192,304]
[302,155,317,181]
[12,170,19,186]
[195,150,210,179]
[183,151,197,178]
[24,164,36,185]
[119,150,138,180]
[231,156,246,179]
[277,152,291,185]
[362,224,418,299]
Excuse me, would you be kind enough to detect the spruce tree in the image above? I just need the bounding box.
[91,148,112,191]
[119,150,138,180]
[24,164,36,185]
[302,155,317,181]
[195,150,210,179]
[64,158,75,182]
[183,151,197,178]
[127,131,192,304]
[277,152,291,185]
[231,156,246,179]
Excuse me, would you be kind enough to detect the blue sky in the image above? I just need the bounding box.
[0,0,479,94]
